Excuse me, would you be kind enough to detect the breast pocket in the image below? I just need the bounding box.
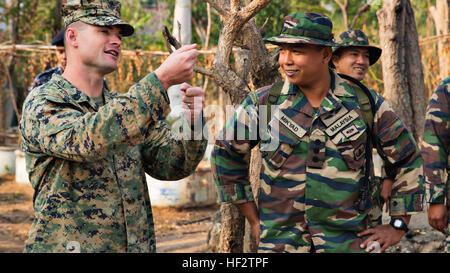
[329,119,368,170]
[261,111,305,170]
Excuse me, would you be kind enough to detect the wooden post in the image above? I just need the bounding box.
[429,0,449,82]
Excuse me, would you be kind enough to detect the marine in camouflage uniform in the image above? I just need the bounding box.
[421,77,450,252]
[211,12,424,253]
[19,0,207,253]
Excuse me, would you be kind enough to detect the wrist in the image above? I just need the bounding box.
[389,217,409,233]
[154,69,170,91]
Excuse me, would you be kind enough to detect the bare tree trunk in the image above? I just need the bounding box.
[168,0,275,253]
[3,0,20,132]
[376,0,427,142]
[217,203,246,252]
[429,0,449,82]
[167,0,192,120]
[243,146,262,253]
[217,48,250,253]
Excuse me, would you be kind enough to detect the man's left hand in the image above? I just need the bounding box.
[357,224,406,253]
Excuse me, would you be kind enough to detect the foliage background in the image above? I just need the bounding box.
[0,0,444,134]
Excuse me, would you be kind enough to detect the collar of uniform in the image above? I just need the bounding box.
[281,76,298,96]
[332,71,357,98]
[52,73,110,110]
[318,71,357,114]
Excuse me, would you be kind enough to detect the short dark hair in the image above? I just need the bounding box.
[52,29,65,47]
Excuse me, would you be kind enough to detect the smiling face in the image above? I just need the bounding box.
[332,46,370,81]
[278,43,332,87]
[68,22,123,75]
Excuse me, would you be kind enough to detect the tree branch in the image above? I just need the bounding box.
[162,25,215,79]
[230,0,241,11]
[192,17,206,45]
[259,17,269,34]
[203,0,228,17]
[334,0,349,29]
[349,0,374,30]
[162,25,181,53]
[429,5,438,26]
[205,2,212,49]
[194,65,215,77]
[240,0,272,23]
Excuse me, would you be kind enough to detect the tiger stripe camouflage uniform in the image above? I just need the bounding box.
[19,0,207,253]
[421,77,450,252]
[212,71,424,253]
[331,30,384,226]
[212,11,424,253]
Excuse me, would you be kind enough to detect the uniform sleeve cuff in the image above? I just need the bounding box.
[216,184,254,204]
[389,193,424,216]
[427,192,446,204]
[148,72,170,104]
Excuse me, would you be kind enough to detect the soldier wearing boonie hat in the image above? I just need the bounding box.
[212,12,424,253]
[330,30,394,231]
[330,30,382,80]
[20,0,207,253]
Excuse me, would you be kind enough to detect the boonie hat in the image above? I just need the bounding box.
[62,0,134,37]
[264,12,340,47]
[331,30,382,67]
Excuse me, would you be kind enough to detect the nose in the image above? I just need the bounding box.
[279,50,293,65]
[356,54,368,65]
[111,35,122,46]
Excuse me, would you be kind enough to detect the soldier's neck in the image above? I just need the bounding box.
[62,65,104,98]
[297,71,331,108]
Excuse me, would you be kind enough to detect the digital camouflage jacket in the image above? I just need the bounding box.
[20,73,207,253]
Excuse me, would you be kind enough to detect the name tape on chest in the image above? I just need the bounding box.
[325,110,359,136]
[275,111,307,139]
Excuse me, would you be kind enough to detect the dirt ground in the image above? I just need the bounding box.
[1,173,445,253]
[0,174,218,253]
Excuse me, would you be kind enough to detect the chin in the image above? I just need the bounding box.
[101,65,117,75]
[350,73,365,81]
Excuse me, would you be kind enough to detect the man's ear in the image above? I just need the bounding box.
[65,28,78,48]
[331,52,343,69]
[322,47,333,64]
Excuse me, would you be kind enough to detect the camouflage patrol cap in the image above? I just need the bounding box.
[332,30,382,66]
[62,0,134,37]
[264,12,340,47]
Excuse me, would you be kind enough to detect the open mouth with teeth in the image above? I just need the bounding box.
[353,67,366,73]
[105,50,119,58]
